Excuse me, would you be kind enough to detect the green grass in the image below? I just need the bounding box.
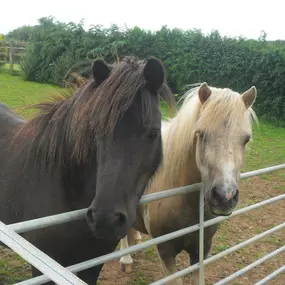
[0,66,62,118]
[244,122,285,171]
[4,63,22,71]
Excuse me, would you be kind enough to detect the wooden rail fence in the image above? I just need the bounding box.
[0,40,26,71]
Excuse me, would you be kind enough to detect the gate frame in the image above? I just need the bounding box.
[1,164,285,285]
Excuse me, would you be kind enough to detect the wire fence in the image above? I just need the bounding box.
[1,163,285,285]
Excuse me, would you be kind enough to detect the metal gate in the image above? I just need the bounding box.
[1,164,285,285]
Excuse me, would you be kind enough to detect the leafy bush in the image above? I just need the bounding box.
[7,16,285,121]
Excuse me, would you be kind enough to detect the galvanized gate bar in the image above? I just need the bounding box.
[213,245,285,285]
[9,184,203,234]
[254,264,285,285]
[15,198,285,285]
[9,209,87,234]
[0,221,87,285]
[148,223,285,285]
[241,163,285,179]
[9,164,285,234]
[199,187,205,284]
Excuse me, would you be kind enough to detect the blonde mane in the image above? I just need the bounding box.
[153,85,258,189]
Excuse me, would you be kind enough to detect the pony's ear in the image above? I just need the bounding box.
[241,86,257,109]
[143,57,165,93]
[198,82,212,104]
[92,59,111,85]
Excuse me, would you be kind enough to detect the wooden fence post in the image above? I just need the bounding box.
[9,42,14,71]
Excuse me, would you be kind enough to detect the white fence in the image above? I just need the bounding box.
[1,163,285,285]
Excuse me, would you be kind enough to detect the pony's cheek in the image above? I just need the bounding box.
[196,154,207,179]
[196,147,214,187]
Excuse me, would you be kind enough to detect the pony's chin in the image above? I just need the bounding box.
[88,225,125,242]
[91,231,121,242]
[210,208,233,217]
[86,218,126,241]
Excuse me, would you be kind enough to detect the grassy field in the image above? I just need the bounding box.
[0,65,62,119]
[0,66,284,284]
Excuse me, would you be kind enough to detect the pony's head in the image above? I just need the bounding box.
[193,83,257,216]
[84,56,174,240]
[13,56,174,241]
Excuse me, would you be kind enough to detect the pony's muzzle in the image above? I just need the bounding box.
[86,208,128,240]
[208,184,239,216]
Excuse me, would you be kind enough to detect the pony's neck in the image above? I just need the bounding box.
[152,97,202,192]
[15,100,97,207]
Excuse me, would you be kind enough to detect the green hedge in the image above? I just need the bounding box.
[8,17,285,121]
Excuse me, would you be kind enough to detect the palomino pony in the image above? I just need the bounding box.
[119,82,257,284]
[0,56,175,284]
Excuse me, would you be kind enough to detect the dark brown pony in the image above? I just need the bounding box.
[0,56,175,284]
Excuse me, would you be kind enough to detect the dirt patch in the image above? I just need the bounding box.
[1,176,284,285]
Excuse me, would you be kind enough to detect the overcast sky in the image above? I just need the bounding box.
[1,0,284,40]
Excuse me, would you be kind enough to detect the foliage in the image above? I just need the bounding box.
[7,16,285,121]
[6,26,35,42]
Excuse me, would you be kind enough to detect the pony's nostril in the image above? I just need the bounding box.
[114,212,127,227]
[233,189,239,201]
[211,186,222,202]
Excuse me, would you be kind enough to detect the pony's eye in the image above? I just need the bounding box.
[198,131,205,141]
[244,135,251,145]
[148,129,159,140]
